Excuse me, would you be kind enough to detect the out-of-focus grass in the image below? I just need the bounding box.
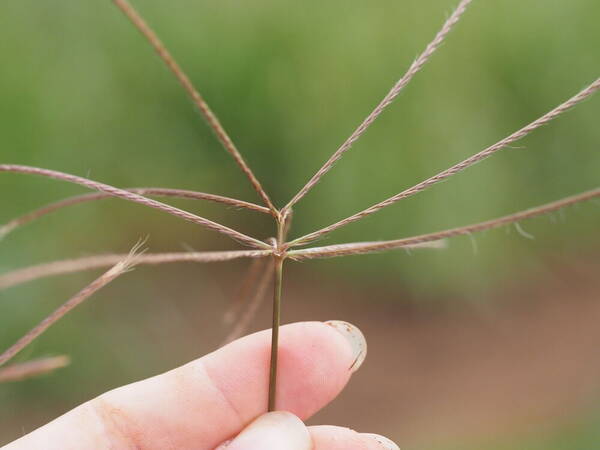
[1,0,599,447]
[433,409,600,450]
[1,0,598,294]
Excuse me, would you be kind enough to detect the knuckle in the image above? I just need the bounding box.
[86,395,142,449]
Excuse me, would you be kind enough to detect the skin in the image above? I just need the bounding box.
[3,321,398,450]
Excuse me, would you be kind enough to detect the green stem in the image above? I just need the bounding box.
[268,256,284,411]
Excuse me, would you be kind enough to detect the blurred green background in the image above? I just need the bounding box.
[1,0,599,448]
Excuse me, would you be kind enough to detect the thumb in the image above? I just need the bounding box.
[217,411,312,450]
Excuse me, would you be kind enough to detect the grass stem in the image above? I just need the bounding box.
[268,256,284,411]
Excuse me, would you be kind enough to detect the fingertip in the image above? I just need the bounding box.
[272,321,364,416]
[361,433,400,450]
[309,425,399,450]
[222,411,311,450]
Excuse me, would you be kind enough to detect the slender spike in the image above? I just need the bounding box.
[0,250,272,291]
[0,356,70,383]
[112,0,277,214]
[223,258,268,325]
[0,165,269,249]
[290,78,600,246]
[288,188,600,260]
[283,0,473,213]
[0,257,135,367]
[0,188,269,240]
[221,259,274,345]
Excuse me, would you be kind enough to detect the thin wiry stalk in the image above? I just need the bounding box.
[282,0,473,213]
[222,259,274,345]
[288,187,600,260]
[268,256,284,412]
[266,218,291,410]
[0,165,268,249]
[112,0,277,215]
[0,250,272,291]
[223,258,269,325]
[0,257,135,367]
[290,78,600,246]
[0,188,269,240]
[0,356,70,383]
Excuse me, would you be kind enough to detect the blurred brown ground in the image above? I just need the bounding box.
[301,254,600,447]
[2,251,600,448]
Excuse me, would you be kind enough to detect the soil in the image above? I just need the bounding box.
[2,253,600,448]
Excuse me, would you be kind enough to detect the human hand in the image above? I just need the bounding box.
[4,321,398,449]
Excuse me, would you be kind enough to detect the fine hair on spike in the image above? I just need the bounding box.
[112,0,277,214]
[514,222,535,240]
[288,188,600,260]
[0,188,269,240]
[289,78,600,247]
[283,0,473,213]
[0,250,272,291]
[0,165,269,249]
[0,254,134,366]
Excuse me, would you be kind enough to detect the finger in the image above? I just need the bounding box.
[309,425,400,450]
[217,421,400,450]
[217,412,311,450]
[5,321,366,450]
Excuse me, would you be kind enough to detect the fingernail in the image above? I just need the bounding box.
[325,320,367,372]
[361,433,400,450]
